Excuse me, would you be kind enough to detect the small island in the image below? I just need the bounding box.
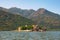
[14,25,47,32]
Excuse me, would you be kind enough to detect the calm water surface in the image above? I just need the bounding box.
[0,31,60,40]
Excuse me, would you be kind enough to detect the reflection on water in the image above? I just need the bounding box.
[0,31,60,40]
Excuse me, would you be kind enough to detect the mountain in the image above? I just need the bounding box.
[28,8,60,29]
[8,7,35,17]
[0,7,35,17]
[0,7,60,30]
[0,10,34,31]
[0,7,8,12]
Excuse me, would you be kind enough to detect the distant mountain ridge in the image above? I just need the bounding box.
[8,7,35,17]
[0,7,60,30]
[0,7,35,17]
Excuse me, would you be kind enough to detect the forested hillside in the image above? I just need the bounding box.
[0,10,34,31]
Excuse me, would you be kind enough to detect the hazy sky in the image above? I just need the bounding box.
[0,0,60,14]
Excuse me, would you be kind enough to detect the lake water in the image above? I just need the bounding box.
[0,31,60,40]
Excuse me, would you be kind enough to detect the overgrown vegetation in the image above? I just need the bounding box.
[19,25,33,30]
